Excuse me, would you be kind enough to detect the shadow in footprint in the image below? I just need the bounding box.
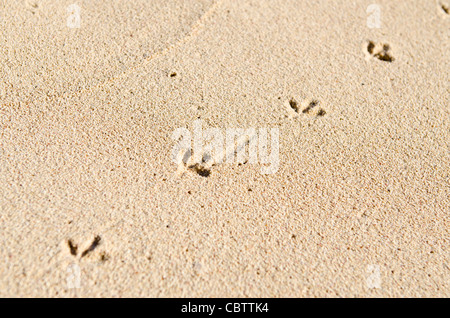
[440,2,449,14]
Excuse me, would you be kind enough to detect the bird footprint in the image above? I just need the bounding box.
[364,40,394,62]
[287,98,326,117]
[65,235,102,259]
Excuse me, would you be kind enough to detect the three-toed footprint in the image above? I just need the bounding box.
[64,235,106,261]
[287,98,327,118]
[364,40,394,62]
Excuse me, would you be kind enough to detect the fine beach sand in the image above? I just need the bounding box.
[0,0,449,297]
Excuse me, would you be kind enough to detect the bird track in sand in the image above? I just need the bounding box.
[66,235,102,260]
[287,98,327,118]
[175,131,256,178]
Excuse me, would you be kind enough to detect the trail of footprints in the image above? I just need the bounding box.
[175,3,450,178]
[175,97,328,178]
[22,0,445,280]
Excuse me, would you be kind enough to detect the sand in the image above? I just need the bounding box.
[0,0,449,297]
